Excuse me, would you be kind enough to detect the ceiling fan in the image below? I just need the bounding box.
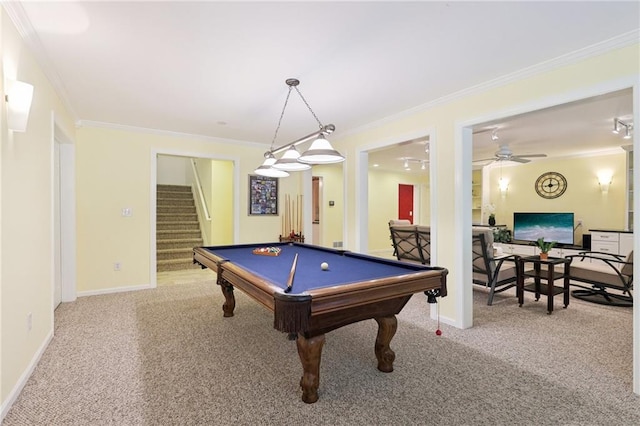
[474,144,547,164]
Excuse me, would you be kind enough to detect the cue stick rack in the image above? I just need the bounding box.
[279,193,305,243]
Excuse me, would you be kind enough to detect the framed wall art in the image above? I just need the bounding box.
[249,175,278,215]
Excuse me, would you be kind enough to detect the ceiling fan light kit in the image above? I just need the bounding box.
[474,144,547,165]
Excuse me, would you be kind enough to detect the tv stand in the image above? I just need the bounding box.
[495,241,584,258]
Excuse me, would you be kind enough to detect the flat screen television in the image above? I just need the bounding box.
[512,212,575,246]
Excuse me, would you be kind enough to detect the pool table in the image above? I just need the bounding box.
[193,242,447,403]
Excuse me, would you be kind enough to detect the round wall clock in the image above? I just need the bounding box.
[535,172,567,199]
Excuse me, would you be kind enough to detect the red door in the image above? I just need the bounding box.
[398,184,414,224]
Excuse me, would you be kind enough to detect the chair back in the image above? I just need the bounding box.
[389,219,411,227]
[472,228,495,283]
[416,226,431,265]
[389,225,424,264]
[621,250,634,278]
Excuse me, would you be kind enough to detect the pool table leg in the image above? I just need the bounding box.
[217,278,235,317]
[374,316,397,373]
[296,333,325,404]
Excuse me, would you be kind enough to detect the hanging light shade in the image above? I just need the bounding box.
[272,146,312,171]
[298,134,345,164]
[254,153,290,177]
[256,79,342,176]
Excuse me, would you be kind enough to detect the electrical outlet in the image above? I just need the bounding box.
[114,262,121,271]
[121,208,132,217]
[27,312,32,331]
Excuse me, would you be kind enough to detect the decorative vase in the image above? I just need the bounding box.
[488,216,496,226]
[539,252,548,260]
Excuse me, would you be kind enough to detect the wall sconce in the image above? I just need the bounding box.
[498,178,509,195]
[597,172,612,194]
[5,79,34,132]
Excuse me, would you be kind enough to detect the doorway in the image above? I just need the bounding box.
[150,149,241,286]
[398,184,414,223]
[53,140,61,309]
[53,121,76,306]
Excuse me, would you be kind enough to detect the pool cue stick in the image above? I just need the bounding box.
[284,253,299,293]
[286,194,289,236]
[298,194,302,238]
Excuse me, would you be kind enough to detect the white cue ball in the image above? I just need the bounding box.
[321,262,329,271]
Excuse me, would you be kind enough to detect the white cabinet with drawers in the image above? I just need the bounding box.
[590,231,619,254]
[619,233,633,257]
[495,243,535,256]
[494,243,586,259]
[589,230,633,256]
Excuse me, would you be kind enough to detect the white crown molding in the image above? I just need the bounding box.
[2,1,80,122]
[77,119,266,149]
[339,29,640,140]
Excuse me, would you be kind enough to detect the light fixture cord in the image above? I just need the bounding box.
[269,85,294,150]
[293,86,324,129]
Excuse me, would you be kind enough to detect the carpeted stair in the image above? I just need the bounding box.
[157,184,203,272]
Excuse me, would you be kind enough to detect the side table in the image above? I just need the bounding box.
[517,256,570,315]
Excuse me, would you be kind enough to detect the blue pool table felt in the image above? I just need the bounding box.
[203,244,425,293]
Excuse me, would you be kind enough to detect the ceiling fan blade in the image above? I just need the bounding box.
[510,156,531,163]
[473,157,496,163]
[516,153,547,158]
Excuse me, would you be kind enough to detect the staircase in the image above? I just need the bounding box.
[156,184,203,272]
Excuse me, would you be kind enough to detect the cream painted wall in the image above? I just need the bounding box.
[486,152,627,246]
[157,155,189,185]
[332,44,639,324]
[209,159,234,245]
[75,126,300,294]
[1,9,76,411]
[368,169,429,252]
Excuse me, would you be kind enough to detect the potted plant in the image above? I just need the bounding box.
[485,204,496,226]
[535,237,557,259]
[493,227,511,243]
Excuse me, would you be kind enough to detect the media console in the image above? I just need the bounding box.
[495,229,632,259]
[494,241,584,258]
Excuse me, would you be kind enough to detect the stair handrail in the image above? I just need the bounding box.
[190,158,211,221]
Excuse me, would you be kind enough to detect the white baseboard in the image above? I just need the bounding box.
[1,329,53,422]
[77,283,153,298]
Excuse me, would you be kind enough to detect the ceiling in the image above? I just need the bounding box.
[369,88,634,173]
[8,1,640,169]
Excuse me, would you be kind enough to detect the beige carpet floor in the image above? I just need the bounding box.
[4,271,640,425]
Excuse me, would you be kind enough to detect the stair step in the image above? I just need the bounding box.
[157,238,203,250]
[157,190,193,200]
[157,248,195,261]
[157,184,192,193]
[157,230,202,237]
[157,206,196,214]
[157,198,195,207]
[157,213,198,221]
[157,258,201,272]
[157,222,200,231]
